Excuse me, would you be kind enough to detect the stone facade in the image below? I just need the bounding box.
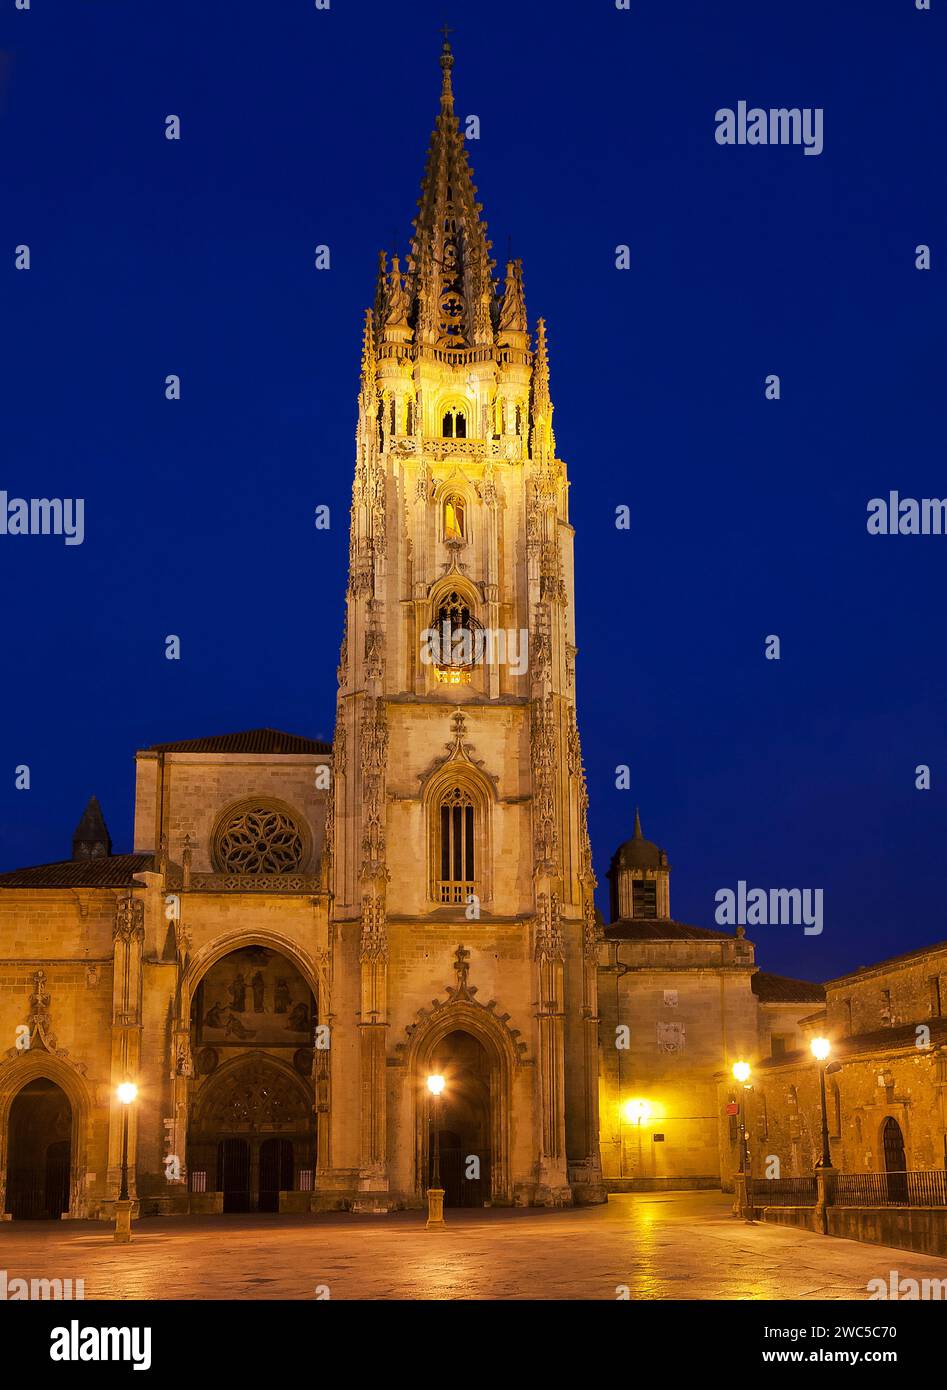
[1,43,942,1224]
[597,815,824,1190]
[743,943,947,1185]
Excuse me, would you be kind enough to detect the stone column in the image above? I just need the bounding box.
[109,894,144,1208]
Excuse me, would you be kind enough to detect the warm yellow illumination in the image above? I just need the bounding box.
[444,498,464,541]
[810,1037,831,1062]
[117,1082,138,1105]
[732,1060,751,1084]
[427,1074,446,1096]
[623,1098,652,1126]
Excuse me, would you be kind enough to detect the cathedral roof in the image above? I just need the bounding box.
[603,918,732,942]
[0,853,154,889]
[751,971,825,1004]
[608,809,667,873]
[147,728,331,755]
[754,1017,947,1069]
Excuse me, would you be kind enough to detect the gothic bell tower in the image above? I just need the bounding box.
[322,39,605,1211]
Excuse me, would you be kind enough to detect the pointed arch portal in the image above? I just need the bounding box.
[408,998,518,1207]
[6,1078,72,1219]
[426,1030,492,1206]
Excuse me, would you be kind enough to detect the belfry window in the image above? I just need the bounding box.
[438,787,475,903]
[431,590,481,681]
[632,878,657,918]
[443,494,466,542]
[441,406,467,439]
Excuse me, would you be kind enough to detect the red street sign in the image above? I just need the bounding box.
[725,1102,739,1115]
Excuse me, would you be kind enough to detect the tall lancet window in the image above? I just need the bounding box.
[443,494,465,542]
[438,787,475,903]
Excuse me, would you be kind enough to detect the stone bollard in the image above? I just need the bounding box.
[425,1187,446,1230]
[113,1199,133,1244]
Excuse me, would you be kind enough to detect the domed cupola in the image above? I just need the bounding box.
[607,809,670,920]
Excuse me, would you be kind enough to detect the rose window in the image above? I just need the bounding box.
[214,805,304,875]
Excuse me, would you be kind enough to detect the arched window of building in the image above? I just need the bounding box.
[441,405,468,439]
[438,787,475,904]
[406,399,414,435]
[432,590,481,673]
[830,1082,841,1139]
[443,494,466,542]
[390,398,397,435]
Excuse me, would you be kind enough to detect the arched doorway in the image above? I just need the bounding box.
[190,1054,312,1212]
[186,944,317,1212]
[882,1116,908,1203]
[6,1079,72,1219]
[427,1031,492,1208]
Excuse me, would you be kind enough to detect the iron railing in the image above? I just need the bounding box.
[830,1170,947,1208]
[748,1176,818,1206]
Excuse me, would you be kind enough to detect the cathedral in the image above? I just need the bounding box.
[0,42,824,1222]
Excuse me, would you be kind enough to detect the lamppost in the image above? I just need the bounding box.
[114,1081,137,1244]
[732,1060,754,1221]
[425,1073,446,1230]
[810,1037,833,1169]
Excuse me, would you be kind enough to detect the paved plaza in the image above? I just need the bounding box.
[2,1191,945,1300]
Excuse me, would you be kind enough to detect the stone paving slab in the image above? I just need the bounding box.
[1,1192,945,1300]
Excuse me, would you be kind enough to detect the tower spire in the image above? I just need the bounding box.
[407,36,495,349]
[529,317,556,459]
[439,31,454,111]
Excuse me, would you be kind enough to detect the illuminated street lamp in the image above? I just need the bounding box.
[620,1098,653,1179]
[731,1061,752,1179]
[731,1060,756,1224]
[810,1037,834,1169]
[425,1073,446,1230]
[623,1098,652,1127]
[114,1081,138,1244]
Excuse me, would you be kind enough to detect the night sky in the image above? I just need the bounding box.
[2,0,944,983]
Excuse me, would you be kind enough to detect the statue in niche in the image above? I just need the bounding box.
[274,978,291,1014]
[251,971,265,1013]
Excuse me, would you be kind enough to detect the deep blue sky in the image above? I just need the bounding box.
[1,1,944,982]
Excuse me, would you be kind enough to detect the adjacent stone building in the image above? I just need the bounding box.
[746,941,947,1185]
[598,813,823,1190]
